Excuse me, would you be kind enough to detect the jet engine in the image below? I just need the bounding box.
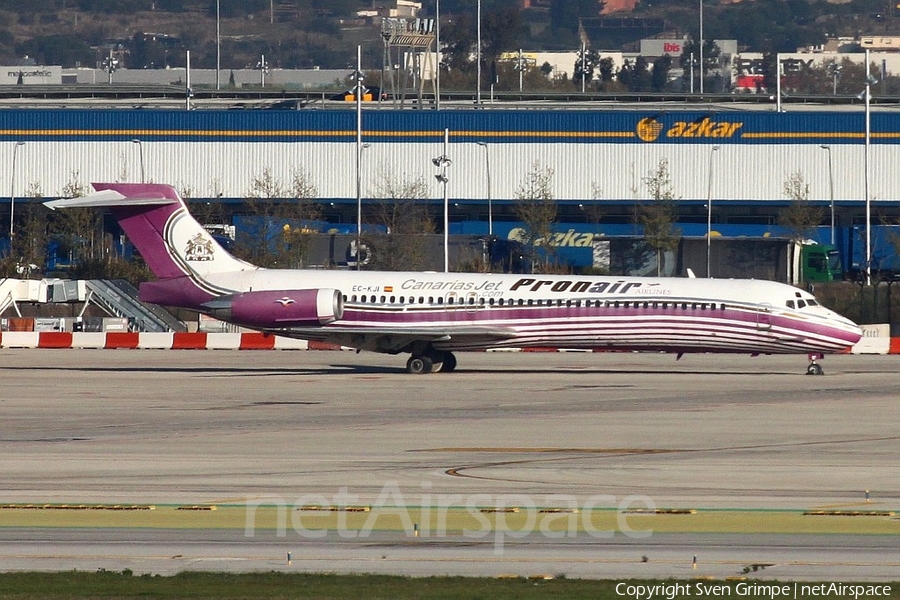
[202,289,343,328]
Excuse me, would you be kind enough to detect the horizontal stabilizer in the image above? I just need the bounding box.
[44,189,176,210]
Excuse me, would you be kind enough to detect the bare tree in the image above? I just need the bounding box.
[779,171,823,242]
[232,167,320,268]
[512,161,557,272]
[364,174,435,271]
[49,171,105,267]
[8,182,49,277]
[639,158,681,276]
[582,182,604,225]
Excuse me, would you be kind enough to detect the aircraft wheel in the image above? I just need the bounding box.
[407,356,433,375]
[440,352,457,373]
[806,363,824,376]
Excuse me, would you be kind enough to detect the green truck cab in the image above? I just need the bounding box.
[802,244,843,282]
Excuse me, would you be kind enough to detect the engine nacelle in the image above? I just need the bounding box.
[203,289,343,328]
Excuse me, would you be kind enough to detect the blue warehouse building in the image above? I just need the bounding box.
[2,104,898,267]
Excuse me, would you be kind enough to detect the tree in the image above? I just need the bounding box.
[232,167,320,268]
[512,162,558,272]
[597,56,615,84]
[7,182,49,278]
[639,159,681,276]
[760,51,779,92]
[17,34,94,68]
[49,171,104,268]
[573,48,599,89]
[440,7,525,86]
[618,56,652,92]
[651,55,673,92]
[679,39,722,92]
[364,175,435,271]
[778,171,824,242]
[481,7,525,66]
[440,13,477,74]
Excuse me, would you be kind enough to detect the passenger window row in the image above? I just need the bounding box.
[341,294,727,312]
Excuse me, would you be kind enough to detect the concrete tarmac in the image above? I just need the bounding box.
[0,349,898,580]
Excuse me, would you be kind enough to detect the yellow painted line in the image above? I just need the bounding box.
[813,501,888,509]
[415,447,678,453]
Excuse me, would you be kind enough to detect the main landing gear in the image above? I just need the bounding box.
[406,351,457,374]
[806,353,825,376]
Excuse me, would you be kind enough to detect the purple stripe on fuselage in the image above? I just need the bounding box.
[332,304,857,352]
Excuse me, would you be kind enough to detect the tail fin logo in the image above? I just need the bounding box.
[185,233,215,262]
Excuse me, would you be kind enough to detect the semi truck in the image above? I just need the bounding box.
[594,236,812,284]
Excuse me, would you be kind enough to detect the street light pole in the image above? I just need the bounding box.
[698,0,704,95]
[432,129,451,273]
[355,45,364,271]
[131,139,144,183]
[216,0,221,90]
[706,145,720,278]
[435,0,440,110]
[9,141,24,241]
[820,144,834,246]
[864,48,872,286]
[689,52,694,94]
[476,0,481,105]
[580,43,586,93]
[476,142,492,236]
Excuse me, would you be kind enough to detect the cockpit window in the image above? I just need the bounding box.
[807,299,819,306]
[786,300,795,309]
[797,300,807,308]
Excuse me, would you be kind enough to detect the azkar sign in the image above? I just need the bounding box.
[636,117,742,142]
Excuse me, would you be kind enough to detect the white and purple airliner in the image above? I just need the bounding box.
[45,183,862,375]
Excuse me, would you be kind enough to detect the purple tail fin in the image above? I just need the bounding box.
[91,183,193,280]
[45,183,256,308]
[89,183,253,282]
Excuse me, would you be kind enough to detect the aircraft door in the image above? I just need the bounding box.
[444,292,458,311]
[756,303,772,331]
[465,291,479,313]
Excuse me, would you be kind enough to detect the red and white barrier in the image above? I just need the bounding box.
[0,329,898,354]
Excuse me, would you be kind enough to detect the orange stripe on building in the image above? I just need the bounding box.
[38,332,73,348]
[172,332,208,349]
[240,332,276,350]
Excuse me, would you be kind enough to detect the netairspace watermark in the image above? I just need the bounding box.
[615,582,893,600]
[243,481,656,554]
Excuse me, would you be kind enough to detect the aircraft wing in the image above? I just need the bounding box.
[273,324,518,354]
